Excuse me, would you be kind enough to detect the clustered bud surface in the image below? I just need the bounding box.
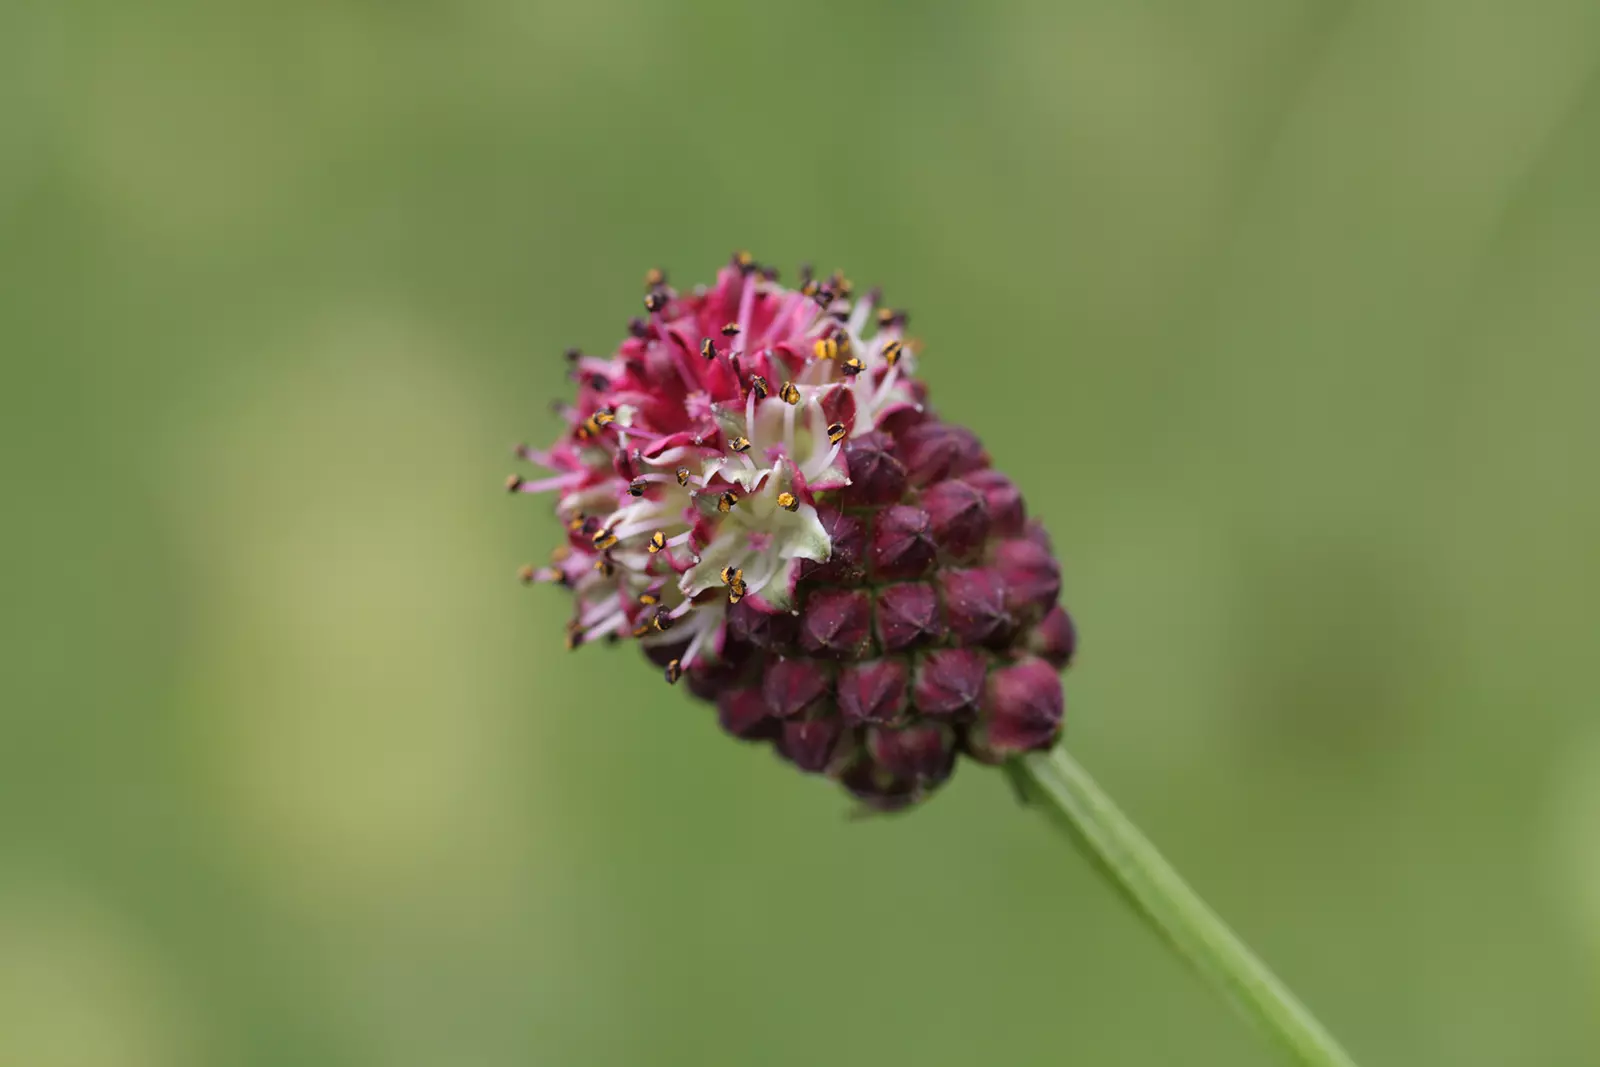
[512,255,1075,809]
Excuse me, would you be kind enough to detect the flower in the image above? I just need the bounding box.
[511,254,1074,809]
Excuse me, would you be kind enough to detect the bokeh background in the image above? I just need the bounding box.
[6,1,1600,1064]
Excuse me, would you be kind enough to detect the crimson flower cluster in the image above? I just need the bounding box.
[512,254,1074,809]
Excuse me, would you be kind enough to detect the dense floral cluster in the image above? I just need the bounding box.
[511,254,1074,808]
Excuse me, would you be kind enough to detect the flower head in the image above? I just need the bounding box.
[512,254,1074,808]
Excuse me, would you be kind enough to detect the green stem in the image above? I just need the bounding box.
[1016,746,1361,1067]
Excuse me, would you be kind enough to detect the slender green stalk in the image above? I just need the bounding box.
[1016,747,1361,1067]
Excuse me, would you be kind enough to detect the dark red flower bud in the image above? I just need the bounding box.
[798,587,874,658]
[726,598,798,652]
[718,687,777,740]
[837,758,920,811]
[874,582,942,652]
[839,431,908,506]
[868,722,957,783]
[938,567,1013,647]
[870,505,937,580]
[761,658,831,717]
[994,536,1062,623]
[920,479,990,561]
[1022,518,1053,553]
[688,649,750,703]
[837,659,909,725]
[968,656,1063,763]
[911,647,989,719]
[963,470,1025,536]
[1029,605,1077,669]
[799,507,867,584]
[898,422,986,486]
[780,717,844,773]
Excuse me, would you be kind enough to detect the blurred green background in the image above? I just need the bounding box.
[5,1,1600,1064]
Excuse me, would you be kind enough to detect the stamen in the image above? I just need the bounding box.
[729,436,752,454]
[675,466,691,486]
[647,530,667,553]
[517,564,537,584]
[564,347,582,363]
[663,659,683,684]
[581,607,629,643]
[627,478,647,497]
[826,421,848,444]
[700,337,718,360]
[779,381,801,405]
[721,322,741,337]
[643,291,668,314]
[505,475,525,492]
[777,491,799,512]
[579,409,616,438]
[872,360,903,411]
[881,339,903,366]
[748,375,769,399]
[677,617,713,671]
[717,491,738,513]
[644,267,666,288]
[841,356,865,377]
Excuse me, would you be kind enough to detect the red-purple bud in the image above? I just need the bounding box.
[921,479,990,561]
[726,598,798,652]
[898,422,987,486]
[1028,605,1077,669]
[868,722,957,784]
[799,507,867,584]
[838,758,920,812]
[968,656,1063,763]
[938,567,1013,647]
[761,658,831,717]
[911,647,989,719]
[963,470,1025,536]
[798,587,874,659]
[870,505,937,580]
[837,659,910,725]
[1022,518,1053,553]
[718,687,776,740]
[839,431,908,506]
[780,717,844,773]
[994,536,1062,622]
[688,650,750,703]
[874,582,942,652]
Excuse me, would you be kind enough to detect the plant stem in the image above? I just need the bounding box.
[1016,746,1361,1067]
